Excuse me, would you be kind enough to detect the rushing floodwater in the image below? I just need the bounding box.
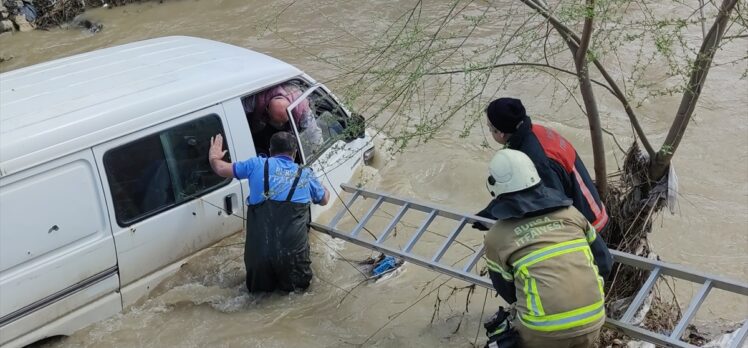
[1,0,746,346]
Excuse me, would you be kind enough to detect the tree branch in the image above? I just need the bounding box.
[517,0,656,158]
[576,0,595,69]
[650,0,740,179]
[571,0,608,196]
[424,62,617,95]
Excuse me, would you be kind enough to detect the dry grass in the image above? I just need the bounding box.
[33,0,85,29]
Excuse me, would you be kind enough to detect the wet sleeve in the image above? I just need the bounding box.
[484,233,515,303]
[472,199,497,231]
[576,216,612,280]
[585,222,613,280]
[489,271,517,304]
[306,169,326,204]
[233,157,259,180]
[476,199,497,219]
[540,159,570,196]
[590,237,613,280]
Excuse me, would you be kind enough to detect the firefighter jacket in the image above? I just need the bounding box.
[484,204,606,339]
[477,117,613,279]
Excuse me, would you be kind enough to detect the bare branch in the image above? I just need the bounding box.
[650,0,740,179]
[424,62,617,95]
[517,0,656,157]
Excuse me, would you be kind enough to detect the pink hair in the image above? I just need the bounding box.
[255,83,310,125]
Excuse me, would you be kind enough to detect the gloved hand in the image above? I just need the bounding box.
[484,307,519,348]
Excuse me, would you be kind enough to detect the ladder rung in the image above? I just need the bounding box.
[432,218,468,262]
[377,203,410,243]
[462,245,486,272]
[329,191,360,228]
[350,197,384,237]
[729,318,748,348]
[670,280,713,339]
[621,267,662,323]
[403,210,438,253]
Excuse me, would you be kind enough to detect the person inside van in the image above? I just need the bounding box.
[243,83,323,160]
[208,131,330,293]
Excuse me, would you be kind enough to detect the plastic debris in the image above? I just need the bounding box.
[372,256,397,276]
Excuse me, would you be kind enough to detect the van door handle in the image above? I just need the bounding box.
[224,194,233,216]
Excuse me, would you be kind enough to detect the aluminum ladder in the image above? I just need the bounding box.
[309,184,748,348]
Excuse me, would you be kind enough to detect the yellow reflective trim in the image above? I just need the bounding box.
[514,245,589,272]
[524,273,532,315]
[530,276,545,316]
[485,258,514,281]
[520,299,605,332]
[519,269,544,317]
[512,238,589,271]
[583,248,605,300]
[529,299,604,321]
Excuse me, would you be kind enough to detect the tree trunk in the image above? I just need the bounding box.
[570,0,608,197]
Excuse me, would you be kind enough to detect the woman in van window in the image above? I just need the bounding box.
[246,83,323,158]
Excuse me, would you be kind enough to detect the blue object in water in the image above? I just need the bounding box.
[372,256,398,277]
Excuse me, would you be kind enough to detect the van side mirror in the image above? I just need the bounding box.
[343,113,366,142]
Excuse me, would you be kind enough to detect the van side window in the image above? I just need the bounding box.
[161,116,228,200]
[104,114,230,226]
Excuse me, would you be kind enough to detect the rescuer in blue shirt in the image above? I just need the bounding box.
[209,131,330,293]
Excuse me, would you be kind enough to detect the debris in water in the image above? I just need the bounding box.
[358,253,404,280]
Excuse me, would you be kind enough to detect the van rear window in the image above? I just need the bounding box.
[103,115,230,226]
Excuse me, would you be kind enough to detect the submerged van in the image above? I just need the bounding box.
[0,36,374,347]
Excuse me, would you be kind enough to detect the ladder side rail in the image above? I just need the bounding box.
[610,250,748,296]
[605,318,698,348]
[311,222,494,289]
[341,184,496,226]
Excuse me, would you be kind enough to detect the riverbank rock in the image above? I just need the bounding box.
[13,13,33,31]
[1,0,38,32]
[1,19,12,32]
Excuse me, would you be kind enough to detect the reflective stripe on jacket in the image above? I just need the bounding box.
[484,206,605,338]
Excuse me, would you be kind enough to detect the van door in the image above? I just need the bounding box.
[285,84,372,219]
[93,105,244,304]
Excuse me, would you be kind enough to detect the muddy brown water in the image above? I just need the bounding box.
[1,0,746,346]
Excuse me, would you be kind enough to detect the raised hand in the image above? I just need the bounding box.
[209,134,227,161]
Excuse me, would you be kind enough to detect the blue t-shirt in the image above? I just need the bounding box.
[232,155,325,205]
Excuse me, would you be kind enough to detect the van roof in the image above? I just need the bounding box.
[0,36,303,177]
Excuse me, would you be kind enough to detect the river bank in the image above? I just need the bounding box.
[0,0,153,35]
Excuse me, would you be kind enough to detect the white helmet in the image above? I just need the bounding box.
[486,149,541,197]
